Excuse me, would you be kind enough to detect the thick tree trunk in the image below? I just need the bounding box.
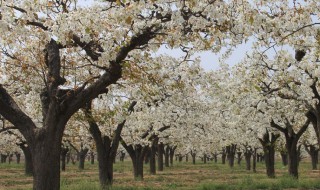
[165,146,170,167]
[158,143,164,171]
[31,136,62,190]
[203,154,207,164]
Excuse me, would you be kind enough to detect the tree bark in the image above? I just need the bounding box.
[226,144,236,168]
[191,151,196,165]
[158,142,164,171]
[244,150,252,171]
[203,153,207,164]
[78,148,89,170]
[221,148,226,164]
[280,151,288,166]
[252,148,257,173]
[90,152,95,165]
[20,144,33,176]
[15,152,21,164]
[169,146,176,166]
[237,152,242,165]
[60,146,69,171]
[304,144,319,170]
[150,138,157,174]
[259,130,279,178]
[165,146,170,167]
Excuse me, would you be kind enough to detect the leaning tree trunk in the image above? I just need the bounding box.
[259,130,279,178]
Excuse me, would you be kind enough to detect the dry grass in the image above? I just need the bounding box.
[0,159,319,190]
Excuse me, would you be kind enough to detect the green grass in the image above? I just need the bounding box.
[1,159,320,190]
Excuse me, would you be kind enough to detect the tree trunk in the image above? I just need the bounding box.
[90,152,95,165]
[60,147,68,171]
[169,147,175,166]
[259,131,279,178]
[244,151,252,171]
[280,151,288,166]
[20,145,33,176]
[158,142,164,171]
[304,144,318,170]
[286,139,299,178]
[214,154,217,163]
[252,148,257,173]
[1,154,7,163]
[186,153,189,162]
[150,139,157,175]
[237,152,242,165]
[165,146,170,167]
[191,152,196,165]
[226,144,236,168]
[203,153,207,164]
[15,152,21,164]
[31,136,62,190]
[221,148,226,164]
[78,148,88,170]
